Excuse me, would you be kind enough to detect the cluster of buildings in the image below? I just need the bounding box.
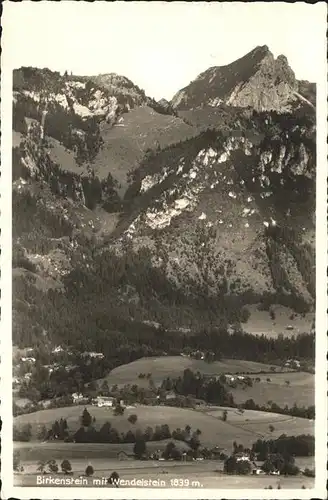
[71,394,126,408]
[284,359,301,369]
[81,351,105,359]
[225,374,246,383]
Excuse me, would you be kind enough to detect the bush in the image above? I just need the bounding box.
[240,307,250,323]
[303,468,315,477]
[163,441,178,460]
[47,459,59,473]
[128,414,138,424]
[13,451,21,472]
[13,423,32,442]
[108,471,120,487]
[61,459,72,474]
[81,408,92,427]
[224,456,252,475]
[133,438,147,459]
[114,405,125,416]
[281,462,300,476]
[85,465,94,477]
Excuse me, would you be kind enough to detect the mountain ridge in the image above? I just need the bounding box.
[12,46,316,351]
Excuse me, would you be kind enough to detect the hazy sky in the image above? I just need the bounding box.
[3,1,326,100]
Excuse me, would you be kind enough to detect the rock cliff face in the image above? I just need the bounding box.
[117,110,315,312]
[171,46,314,113]
[12,47,316,348]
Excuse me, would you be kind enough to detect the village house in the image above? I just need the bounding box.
[94,396,115,408]
[44,364,54,374]
[20,356,36,363]
[210,446,225,459]
[165,391,177,401]
[65,364,78,372]
[252,468,266,475]
[194,398,206,408]
[72,392,87,404]
[190,350,205,360]
[52,345,64,354]
[285,359,301,369]
[234,452,251,462]
[82,351,105,359]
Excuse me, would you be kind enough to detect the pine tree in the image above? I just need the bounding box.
[134,438,147,459]
[81,408,92,427]
[61,459,72,474]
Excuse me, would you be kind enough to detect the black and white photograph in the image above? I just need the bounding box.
[1,1,327,498]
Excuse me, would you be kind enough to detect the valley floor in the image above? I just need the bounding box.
[14,459,315,489]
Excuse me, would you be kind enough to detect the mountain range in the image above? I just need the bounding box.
[12,46,316,350]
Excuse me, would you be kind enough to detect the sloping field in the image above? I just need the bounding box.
[13,130,24,148]
[230,372,314,408]
[92,106,195,192]
[46,137,83,175]
[14,439,190,463]
[202,406,314,441]
[44,107,195,193]
[14,404,251,449]
[14,404,312,452]
[102,356,279,387]
[243,304,314,338]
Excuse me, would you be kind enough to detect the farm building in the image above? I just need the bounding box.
[82,351,104,359]
[210,446,225,459]
[95,396,115,407]
[194,398,206,408]
[252,468,265,475]
[234,452,251,462]
[72,392,87,404]
[165,391,177,401]
[20,356,36,363]
[52,345,64,354]
[285,359,301,369]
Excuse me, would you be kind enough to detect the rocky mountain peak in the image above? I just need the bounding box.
[171,46,309,113]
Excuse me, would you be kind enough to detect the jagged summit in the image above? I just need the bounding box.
[171,45,311,113]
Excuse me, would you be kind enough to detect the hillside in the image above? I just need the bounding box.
[99,356,314,408]
[117,110,315,317]
[12,46,316,357]
[14,404,313,450]
[103,356,282,386]
[13,67,195,203]
[171,45,315,113]
[91,106,195,195]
